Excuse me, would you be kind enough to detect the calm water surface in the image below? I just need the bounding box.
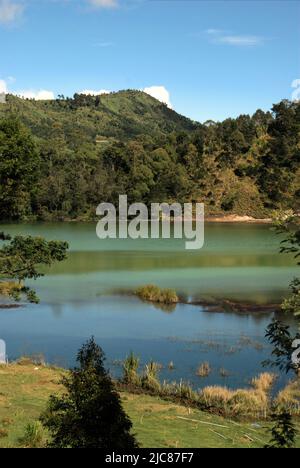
[0,222,298,391]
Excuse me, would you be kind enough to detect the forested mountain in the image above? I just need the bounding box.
[0,91,299,221]
[1,91,196,142]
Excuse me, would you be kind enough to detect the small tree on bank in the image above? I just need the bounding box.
[41,338,139,449]
[0,232,68,303]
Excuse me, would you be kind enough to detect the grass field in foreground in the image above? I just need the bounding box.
[0,363,300,448]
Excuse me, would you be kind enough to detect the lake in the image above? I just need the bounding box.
[0,222,298,391]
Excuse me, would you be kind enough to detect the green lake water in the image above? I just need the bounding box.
[0,222,298,390]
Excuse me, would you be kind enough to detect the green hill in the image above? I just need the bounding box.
[0,93,299,221]
[0,90,197,143]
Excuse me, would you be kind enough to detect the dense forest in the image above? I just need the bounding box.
[0,90,299,221]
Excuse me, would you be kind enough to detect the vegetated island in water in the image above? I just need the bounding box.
[131,285,280,313]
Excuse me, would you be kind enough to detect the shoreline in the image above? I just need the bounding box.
[204,215,272,224]
[114,290,281,314]
[0,214,273,225]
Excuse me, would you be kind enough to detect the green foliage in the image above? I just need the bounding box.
[263,319,300,374]
[282,279,300,317]
[265,409,297,448]
[0,233,68,303]
[264,214,300,374]
[0,117,40,220]
[41,338,138,449]
[0,94,299,221]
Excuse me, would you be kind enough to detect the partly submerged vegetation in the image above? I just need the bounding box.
[135,284,179,305]
[196,362,212,378]
[118,351,300,420]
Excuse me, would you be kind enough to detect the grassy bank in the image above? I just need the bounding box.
[0,362,300,448]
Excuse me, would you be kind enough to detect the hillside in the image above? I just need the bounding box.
[0,94,299,221]
[0,91,197,143]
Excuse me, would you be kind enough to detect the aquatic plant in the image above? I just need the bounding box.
[135,285,179,305]
[196,362,211,378]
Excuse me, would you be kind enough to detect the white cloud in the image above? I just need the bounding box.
[217,35,263,46]
[0,79,55,100]
[143,86,172,108]
[205,29,264,47]
[0,79,8,93]
[15,90,55,100]
[0,0,24,25]
[79,89,111,96]
[88,0,118,8]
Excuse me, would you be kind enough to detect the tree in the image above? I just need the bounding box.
[258,101,300,208]
[41,338,139,449]
[265,410,297,449]
[0,117,40,220]
[0,233,68,303]
[263,214,300,449]
[264,214,300,373]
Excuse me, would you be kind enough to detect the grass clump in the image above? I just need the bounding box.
[199,372,276,418]
[136,285,179,305]
[18,421,45,448]
[16,354,46,367]
[123,352,140,386]
[196,362,211,378]
[141,361,161,391]
[251,373,276,393]
[275,379,300,415]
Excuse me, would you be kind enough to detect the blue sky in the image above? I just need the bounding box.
[0,0,299,122]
